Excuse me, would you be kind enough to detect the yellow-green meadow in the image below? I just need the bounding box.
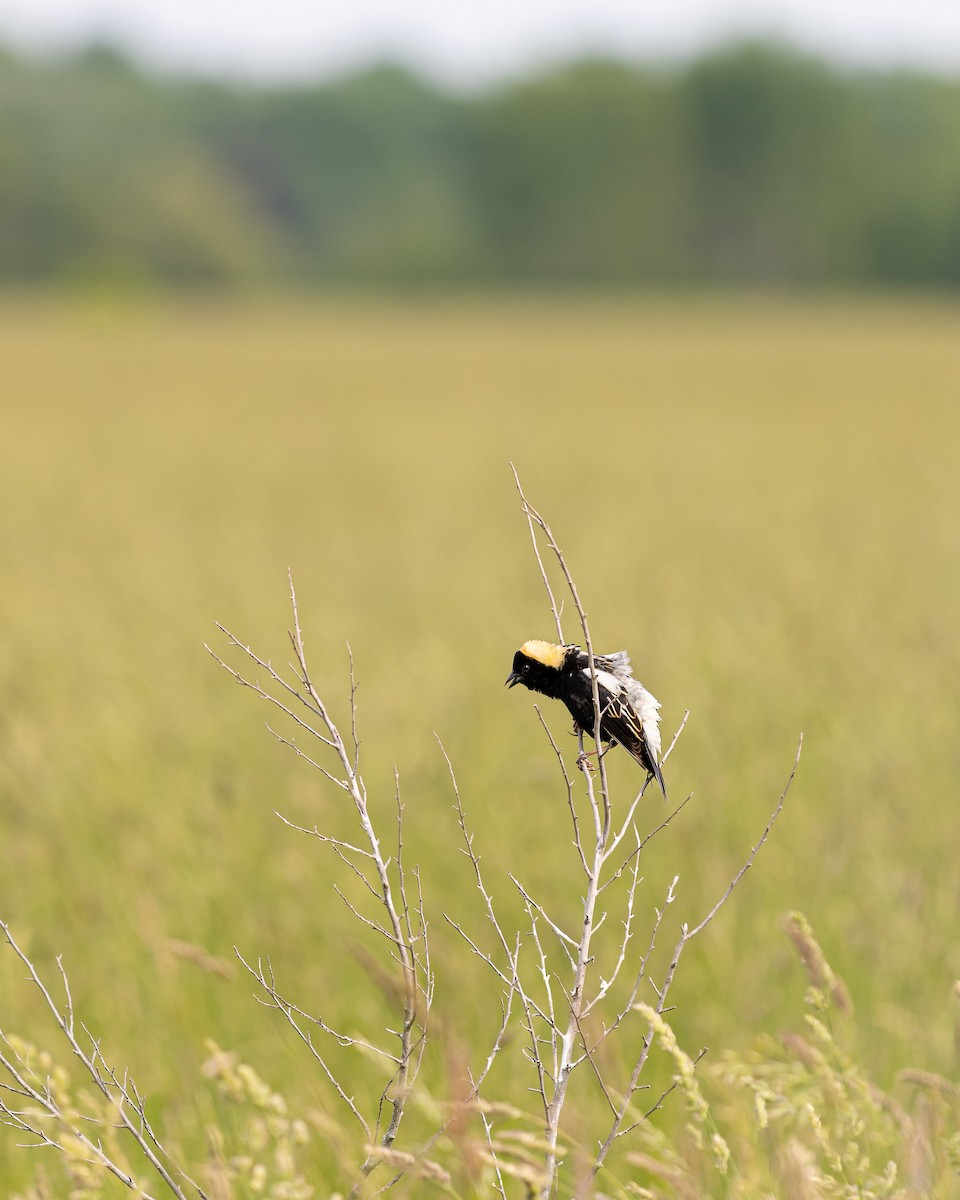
[2,293,958,1194]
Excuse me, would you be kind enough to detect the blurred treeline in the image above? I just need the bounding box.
[3,39,960,287]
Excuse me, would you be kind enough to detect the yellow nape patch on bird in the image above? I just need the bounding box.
[519,639,565,669]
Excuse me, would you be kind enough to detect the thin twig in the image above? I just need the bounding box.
[0,922,202,1199]
[687,734,802,939]
[235,951,371,1134]
[210,574,427,1195]
[534,707,588,876]
[511,463,564,642]
[587,736,802,1185]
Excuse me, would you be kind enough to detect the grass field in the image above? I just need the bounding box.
[1,292,959,1194]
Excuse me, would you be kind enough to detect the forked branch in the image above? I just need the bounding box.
[506,467,798,1198]
[0,921,204,1200]
[206,572,430,1194]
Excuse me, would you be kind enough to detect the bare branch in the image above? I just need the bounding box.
[511,463,564,643]
[347,640,361,772]
[205,636,336,749]
[208,576,428,1193]
[534,707,589,876]
[586,739,801,1186]
[0,921,202,1199]
[235,951,371,1135]
[264,726,348,790]
[273,811,374,859]
[583,831,643,1016]
[509,875,578,955]
[560,981,620,1120]
[600,793,692,895]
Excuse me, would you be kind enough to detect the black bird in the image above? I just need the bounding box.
[506,639,667,797]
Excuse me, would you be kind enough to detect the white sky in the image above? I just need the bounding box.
[1,0,959,84]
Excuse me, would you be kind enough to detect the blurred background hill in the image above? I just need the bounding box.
[3,40,960,288]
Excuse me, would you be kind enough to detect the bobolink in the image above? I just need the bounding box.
[506,639,667,797]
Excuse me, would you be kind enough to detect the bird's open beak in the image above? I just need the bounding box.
[505,671,521,688]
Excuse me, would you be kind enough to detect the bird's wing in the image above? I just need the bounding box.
[573,647,666,794]
[573,649,661,753]
[601,686,667,797]
[623,678,662,763]
[573,653,662,755]
[596,684,660,758]
[568,647,633,677]
[593,650,633,680]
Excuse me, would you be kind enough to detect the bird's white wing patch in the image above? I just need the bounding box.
[590,668,623,695]
[594,650,632,681]
[625,678,662,761]
[578,667,625,717]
